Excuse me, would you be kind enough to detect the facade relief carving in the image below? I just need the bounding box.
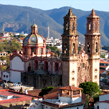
[77,47,90,86]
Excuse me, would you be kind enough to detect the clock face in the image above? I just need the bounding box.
[31,37,36,42]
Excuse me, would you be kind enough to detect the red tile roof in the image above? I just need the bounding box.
[100,60,109,64]
[0,89,39,104]
[43,91,58,99]
[59,86,82,91]
[100,66,107,68]
[48,87,60,94]
[28,89,41,96]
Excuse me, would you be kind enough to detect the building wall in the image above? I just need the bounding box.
[59,96,71,103]
[95,102,109,109]
[21,73,62,89]
[69,61,78,87]
[91,59,100,85]
[99,94,109,101]
[11,56,24,71]
[59,96,81,104]
[10,71,21,82]
[62,61,69,86]
[71,97,81,104]
[63,105,83,109]
[2,72,9,81]
[43,105,51,109]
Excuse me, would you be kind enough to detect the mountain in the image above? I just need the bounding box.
[0,4,109,45]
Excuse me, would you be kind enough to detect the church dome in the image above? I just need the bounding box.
[23,23,45,46]
[23,34,44,46]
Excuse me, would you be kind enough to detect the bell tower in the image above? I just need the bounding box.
[85,9,101,85]
[62,8,79,87]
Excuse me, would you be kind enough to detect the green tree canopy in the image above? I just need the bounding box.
[39,86,54,97]
[46,45,60,57]
[79,82,101,106]
[0,39,22,53]
[100,54,105,58]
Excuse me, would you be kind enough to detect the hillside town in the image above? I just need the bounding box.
[0,5,109,109]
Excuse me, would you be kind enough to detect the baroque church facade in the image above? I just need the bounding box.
[9,8,101,88]
[62,8,101,87]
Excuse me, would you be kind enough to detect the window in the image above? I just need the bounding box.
[72,43,75,53]
[95,69,97,72]
[95,42,98,52]
[66,22,69,30]
[31,48,35,54]
[87,42,90,52]
[95,22,97,31]
[95,75,97,79]
[72,77,75,81]
[35,60,38,70]
[89,22,91,30]
[55,63,59,71]
[64,43,67,54]
[72,84,75,87]
[72,22,74,30]
[41,48,43,54]
[82,63,85,68]
[45,61,48,71]
[72,70,75,75]
[78,67,80,72]
[39,48,43,55]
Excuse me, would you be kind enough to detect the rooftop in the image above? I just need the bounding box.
[0,89,38,105]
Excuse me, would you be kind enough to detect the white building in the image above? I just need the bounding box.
[95,93,109,109]
[42,86,84,109]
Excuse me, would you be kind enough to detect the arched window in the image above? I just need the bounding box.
[55,63,59,72]
[95,22,97,31]
[87,42,90,52]
[66,22,69,30]
[72,43,75,53]
[44,61,48,71]
[35,60,38,70]
[89,22,92,30]
[31,47,35,54]
[95,42,98,52]
[72,22,74,30]
[64,43,67,54]
[28,66,31,72]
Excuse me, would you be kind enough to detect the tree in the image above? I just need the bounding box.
[100,54,105,58]
[46,45,61,57]
[0,56,5,61]
[79,82,101,107]
[39,86,54,97]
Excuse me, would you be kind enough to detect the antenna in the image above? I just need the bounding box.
[48,26,49,38]
[27,0,29,34]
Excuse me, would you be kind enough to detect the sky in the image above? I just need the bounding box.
[0,0,109,12]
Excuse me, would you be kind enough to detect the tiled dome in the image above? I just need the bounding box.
[23,23,44,46]
[24,34,44,46]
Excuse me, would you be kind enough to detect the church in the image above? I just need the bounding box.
[9,8,101,88]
